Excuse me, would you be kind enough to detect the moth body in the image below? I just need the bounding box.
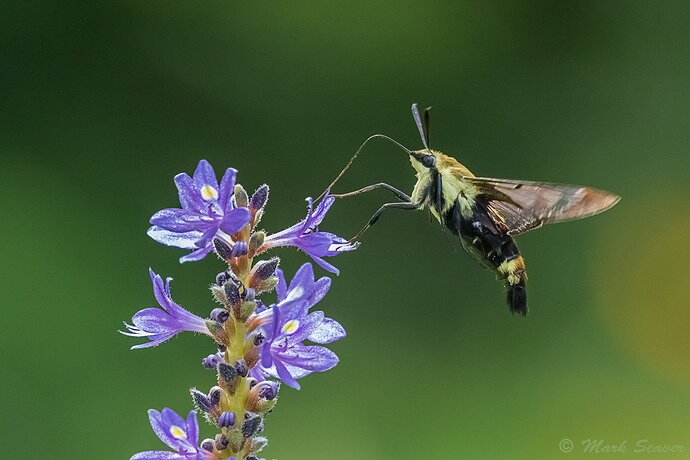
[411,151,528,315]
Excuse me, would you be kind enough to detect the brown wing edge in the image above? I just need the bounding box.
[466,177,621,236]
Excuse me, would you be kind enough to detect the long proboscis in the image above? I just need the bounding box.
[316,134,412,202]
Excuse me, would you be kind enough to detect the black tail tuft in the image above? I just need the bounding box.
[506,281,528,316]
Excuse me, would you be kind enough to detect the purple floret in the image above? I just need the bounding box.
[147,160,251,263]
[261,196,358,275]
[251,263,346,389]
[130,408,212,460]
[121,269,210,349]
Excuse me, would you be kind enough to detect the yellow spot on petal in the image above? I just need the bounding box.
[169,425,187,440]
[200,184,218,201]
[281,319,300,335]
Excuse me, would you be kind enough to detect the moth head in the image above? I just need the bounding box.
[410,150,437,171]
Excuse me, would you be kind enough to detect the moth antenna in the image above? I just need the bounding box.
[423,106,432,149]
[316,133,412,202]
[411,103,430,151]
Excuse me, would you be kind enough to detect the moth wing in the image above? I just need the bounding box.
[464,177,621,236]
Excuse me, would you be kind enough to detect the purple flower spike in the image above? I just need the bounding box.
[130,408,212,460]
[147,160,251,263]
[261,196,358,275]
[253,263,346,389]
[121,269,211,349]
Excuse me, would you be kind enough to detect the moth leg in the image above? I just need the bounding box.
[332,183,412,202]
[350,201,418,242]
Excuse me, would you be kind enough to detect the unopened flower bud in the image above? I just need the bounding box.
[223,281,241,308]
[256,276,278,294]
[242,415,263,438]
[208,386,222,408]
[210,285,227,305]
[216,271,231,286]
[218,362,238,383]
[244,345,260,368]
[239,300,257,320]
[218,411,236,428]
[234,184,249,207]
[200,439,215,452]
[243,287,256,302]
[258,382,278,400]
[249,184,269,210]
[213,238,233,261]
[248,258,280,293]
[228,428,244,452]
[210,308,230,323]
[215,433,229,450]
[190,388,212,413]
[245,381,279,413]
[248,231,265,255]
[253,209,264,226]
[231,241,248,258]
[248,437,268,453]
[235,359,248,377]
[206,320,228,346]
[202,354,222,369]
[250,258,279,284]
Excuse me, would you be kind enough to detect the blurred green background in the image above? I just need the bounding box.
[2,1,689,459]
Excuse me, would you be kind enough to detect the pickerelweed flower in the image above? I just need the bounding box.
[250,263,345,389]
[147,160,251,263]
[121,269,210,349]
[259,196,358,275]
[124,160,355,460]
[132,408,211,460]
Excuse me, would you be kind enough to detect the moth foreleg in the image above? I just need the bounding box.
[350,201,418,242]
[332,183,412,202]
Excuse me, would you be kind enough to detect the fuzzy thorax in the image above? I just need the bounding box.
[409,150,479,221]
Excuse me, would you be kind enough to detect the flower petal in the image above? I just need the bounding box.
[274,358,301,390]
[185,410,200,447]
[275,269,288,302]
[149,269,171,312]
[309,196,335,228]
[307,316,346,344]
[219,207,251,234]
[287,263,315,294]
[174,173,205,213]
[147,409,180,451]
[147,227,203,250]
[179,246,213,263]
[150,209,216,232]
[192,159,219,191]
[218,167,238,213]
[129,332,176,349]
[280,345,339,372]
[131,450,187,460]
[276,299,309,326]
[308,255,340,275]
[131,308,180,334]
[308,277,331,305]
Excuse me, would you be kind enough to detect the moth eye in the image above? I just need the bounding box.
[422,155,436,168]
